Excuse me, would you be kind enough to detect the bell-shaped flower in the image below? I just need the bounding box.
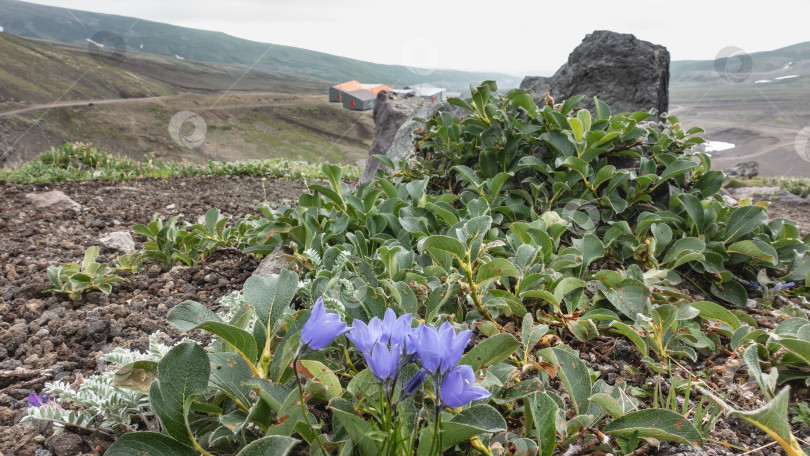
[440,365,490,408]
[346,317,382,354]
[363,343,401,390]
[403,369,427,396]
[300,297,350,352]
[408,322,471,374]
[379,308,413,348]
[347,308,414,355]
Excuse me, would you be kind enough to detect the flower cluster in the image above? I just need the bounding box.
[297,298,490,409]
[406,322,490,408]
[345,309,489,408]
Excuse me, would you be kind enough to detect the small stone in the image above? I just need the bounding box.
[1,286,20,301]
[35,449,53,456]
[725,161,759,178]
[252,244,292,277]
[25,299,45,314]
[99,231,136,253]
[722,194,738,206]
[166,203,176,210]
[85,319,111,342]
[45,432,87,456]
[25,191,81,212]
[3,323,29,352]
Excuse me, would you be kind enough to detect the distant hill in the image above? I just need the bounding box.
[0,0,521,90]
[669,41,810,177]
[671,41,810,88]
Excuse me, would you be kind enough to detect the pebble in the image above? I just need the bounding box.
[1,286,19,301]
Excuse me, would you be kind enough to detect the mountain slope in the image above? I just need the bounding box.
[0,0,521,90]
[0,32,332,106]
[0,32,176,105]
[671,41,810,88]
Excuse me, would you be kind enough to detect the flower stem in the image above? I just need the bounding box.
[293,354,327,454]
[431,402,442,455]
[429,379,443,456]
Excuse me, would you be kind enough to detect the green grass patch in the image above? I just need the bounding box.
[726,176,810,197]
[0,142,362,184]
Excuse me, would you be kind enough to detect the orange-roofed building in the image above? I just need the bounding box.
[329,80,363,102]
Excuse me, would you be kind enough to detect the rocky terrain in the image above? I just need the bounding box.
[0,176,307,456]
[1,175,809,455]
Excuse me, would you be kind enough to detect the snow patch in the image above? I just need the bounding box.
[774,74,799,80]
[175,54,185,60]
[86,38,104,48]
[0,26,5,33]
[705,141,735,152]
[754,79,772,84]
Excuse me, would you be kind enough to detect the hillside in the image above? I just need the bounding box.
[669,41,810,177]
[0,33,177,106]
[671,41,810,88]
[0,33,373,167]
[0,31,332,108]
[0,0,521,90]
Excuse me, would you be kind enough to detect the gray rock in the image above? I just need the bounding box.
[360,92,438,183]
[2,323,28,353]
[1,285,19,301]
[520,30,670,115]
[45,432,87,456]
[24,190,81,212]
[99,231,136,253]
[725,160,759,178]
[772,191,807,203]
[85,319,110,343]
[721,194,738,206]
[252,244,292,277]
[35,449,53,456]
[359,92,467,184]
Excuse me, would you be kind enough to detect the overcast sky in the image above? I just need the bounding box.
[19,0,810,75]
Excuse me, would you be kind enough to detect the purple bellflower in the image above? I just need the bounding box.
[774,282,796,291]
[379,308,413,348]
[403,369,428,396]
[345,317,382,354]
[408,322,471,374]
[28,392,54,408]
[440,365,491,408]
[346,308,413,354]
[363,343,401,392]
[299,297,350,353]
